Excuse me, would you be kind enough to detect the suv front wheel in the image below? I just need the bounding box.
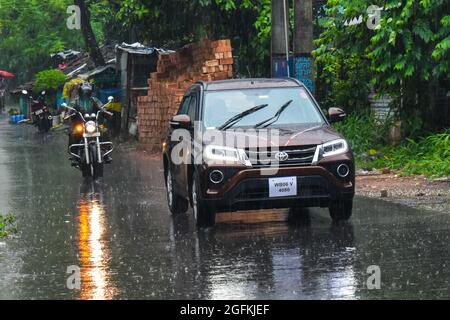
[329,198,353,221]
[166,168,188,215]
[191,174,216,228]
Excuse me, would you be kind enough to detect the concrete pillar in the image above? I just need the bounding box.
[294,0,314,93]
[271,0,289,77]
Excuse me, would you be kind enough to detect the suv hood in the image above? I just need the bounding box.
[202,124,344,149]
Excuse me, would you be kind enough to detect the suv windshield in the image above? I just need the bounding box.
[203,87,325,129]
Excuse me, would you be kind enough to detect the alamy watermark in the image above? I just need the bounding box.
[344,5,383,30]
[65,264,382,291]
[67,265,81,290]
[67,5,81,30]
[168,123,286,176]
[367,265,381,290]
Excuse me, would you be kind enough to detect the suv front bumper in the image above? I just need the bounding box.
[200,165,355,213]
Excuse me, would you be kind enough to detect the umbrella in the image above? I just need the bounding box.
[0,70,15,78]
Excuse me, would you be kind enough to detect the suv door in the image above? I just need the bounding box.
[177,93,198,196]
[168,96,191,196]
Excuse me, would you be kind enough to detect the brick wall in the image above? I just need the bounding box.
[137,39,233,151]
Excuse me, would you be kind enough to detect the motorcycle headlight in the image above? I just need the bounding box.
[204,145,251,166]
[321,139,349,157]
[85,121,97,134]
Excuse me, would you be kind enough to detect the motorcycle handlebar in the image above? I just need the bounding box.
[62,104,77,113]
[102,108,114,117]
[62,102,114,121]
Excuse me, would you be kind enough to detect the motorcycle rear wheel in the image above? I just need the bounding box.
[37,118,45,133]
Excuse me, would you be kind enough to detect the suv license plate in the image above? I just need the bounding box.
[269,177,297,198]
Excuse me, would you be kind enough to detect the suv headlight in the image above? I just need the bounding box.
[321,139,349,157]
[204,145,251,166]
[85,121,97,134]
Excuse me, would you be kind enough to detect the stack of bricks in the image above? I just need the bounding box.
[137,39,233,151]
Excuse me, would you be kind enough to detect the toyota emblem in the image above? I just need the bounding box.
[275,151,289,162]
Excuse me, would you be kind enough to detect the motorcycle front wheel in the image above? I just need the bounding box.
[89,144,104,180]
[81,164,90,178]
[44,120,51,133]
[93,163,104,179]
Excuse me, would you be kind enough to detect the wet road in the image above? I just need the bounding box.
[0,114,450,300]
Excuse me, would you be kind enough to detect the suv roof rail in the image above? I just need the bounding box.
[194,78,303,91]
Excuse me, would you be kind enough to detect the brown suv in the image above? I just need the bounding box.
[163,78,355,227]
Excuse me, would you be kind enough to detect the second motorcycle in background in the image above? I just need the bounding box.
[22,90,53,133]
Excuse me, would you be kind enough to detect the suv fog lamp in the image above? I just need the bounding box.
[337,164,350,178]
[210,170,224,184]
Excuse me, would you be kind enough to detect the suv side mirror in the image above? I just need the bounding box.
[170,114,191,129]
[328,108,347,123]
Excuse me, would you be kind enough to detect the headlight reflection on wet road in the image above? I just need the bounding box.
[78,191,117,300]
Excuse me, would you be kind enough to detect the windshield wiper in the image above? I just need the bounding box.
[218,104,269,130]
[254,100,294,129]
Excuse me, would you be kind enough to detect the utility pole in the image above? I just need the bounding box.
[294,0,314,93]
[271,0,290,78]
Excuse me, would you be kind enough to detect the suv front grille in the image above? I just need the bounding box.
[245,145,317,168]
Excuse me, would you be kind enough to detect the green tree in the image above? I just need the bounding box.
[75,0,105,66]
[314,0,450,131]
[34,69,67,92]
[0,0,85,84]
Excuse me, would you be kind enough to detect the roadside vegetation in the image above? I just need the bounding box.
[335,113,450,178]
[315,0,449,179]
[314,0,450,132]
[0,214,18,238]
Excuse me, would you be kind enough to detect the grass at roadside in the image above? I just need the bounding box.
[0,214,17,238]
[334,113,450,178]
[363,132,450,177]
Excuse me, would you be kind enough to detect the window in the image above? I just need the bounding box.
[178,96,191,115]
[187,94,197,121]
[203,87,324,129]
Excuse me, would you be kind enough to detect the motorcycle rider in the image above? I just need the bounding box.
[68,82,112,165]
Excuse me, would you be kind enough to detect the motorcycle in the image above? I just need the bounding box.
[62,97,114,179]
[22,90,53,133]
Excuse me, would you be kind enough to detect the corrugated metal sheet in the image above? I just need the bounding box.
[116,42,174,55]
